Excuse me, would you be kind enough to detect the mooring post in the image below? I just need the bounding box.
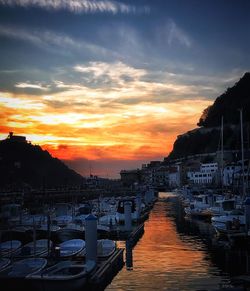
[124,201,132,232]
[85,214,97,263]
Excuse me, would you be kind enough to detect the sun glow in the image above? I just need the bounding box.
[0,61,213,176]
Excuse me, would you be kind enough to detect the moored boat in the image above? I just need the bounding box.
[0,240,22,257]
[58,239,85,258]
[0,257,47,278]
[97,239,116,258]
[27,260,96,291]
[12,239,52,258]
[0,258,11,271]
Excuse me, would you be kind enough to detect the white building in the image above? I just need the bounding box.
[187,162,218,185]
[200,163,218,173]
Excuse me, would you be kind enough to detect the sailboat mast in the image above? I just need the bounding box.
[221,116,224,194]
[240,108,245,199]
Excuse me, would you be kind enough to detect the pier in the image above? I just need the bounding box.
[88,248,124,290]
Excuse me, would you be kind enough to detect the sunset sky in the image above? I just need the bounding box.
[0,0,250,178]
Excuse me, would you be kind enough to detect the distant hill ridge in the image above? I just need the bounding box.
[0,132,83,189]
[198,72,250,127]
[167,72,250,160]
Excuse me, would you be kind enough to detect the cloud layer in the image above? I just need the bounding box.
[0,1,249,177]
[0,0,149,14]
[0,60,213,173]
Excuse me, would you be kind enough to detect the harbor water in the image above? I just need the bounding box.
[106,192,249,291]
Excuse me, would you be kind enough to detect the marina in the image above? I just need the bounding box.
[106,192,250,291]
[1,1,250,290]
[2,190,250,290]
[0,191,156,290]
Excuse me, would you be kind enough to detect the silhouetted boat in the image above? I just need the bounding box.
[0,257,47,278]
[54,225,85,243]
[12,239,52,257]
[0,240,22,257]
[27,260,96,291]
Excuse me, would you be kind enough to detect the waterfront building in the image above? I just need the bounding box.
[187,162,218,185]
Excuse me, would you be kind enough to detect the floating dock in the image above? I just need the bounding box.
[87,248,124,290]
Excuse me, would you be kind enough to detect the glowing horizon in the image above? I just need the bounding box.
[0,1,249,178]
[0,84,212,172]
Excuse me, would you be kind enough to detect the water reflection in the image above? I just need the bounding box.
[106,192,231,291]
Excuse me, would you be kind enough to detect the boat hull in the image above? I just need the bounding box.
[28,274,88,291]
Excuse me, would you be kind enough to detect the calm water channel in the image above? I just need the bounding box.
[106,192,250,291]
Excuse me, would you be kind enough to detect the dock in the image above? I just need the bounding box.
[87,248,124,290]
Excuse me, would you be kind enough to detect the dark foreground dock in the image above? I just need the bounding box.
[0,249,124,291]
[87,248,124,290]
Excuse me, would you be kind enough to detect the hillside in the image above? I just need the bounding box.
[0,133,84,189]
[198,72,250,127]
[167,72,250,160]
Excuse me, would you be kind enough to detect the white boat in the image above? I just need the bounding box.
[97,239,116,258]
[211,209,245,235]
[184,194,211,219]
[80,239,116,258]
[27,260,96,291]
[12,239,52,257]
[98,214,117,227]
[58,239,85,258]
[0,240,22,257]
[206,198,236,216]
[0,257,47,278]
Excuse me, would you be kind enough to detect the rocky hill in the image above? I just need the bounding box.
[198,72,250,127]
[0,133,84,189]
[167,72,250,160]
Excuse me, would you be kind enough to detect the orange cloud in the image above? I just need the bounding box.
[0,63,212,177]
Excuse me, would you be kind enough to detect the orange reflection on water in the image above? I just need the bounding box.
[136,214,205,272]
[107,195,225,291]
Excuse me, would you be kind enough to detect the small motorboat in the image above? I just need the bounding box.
[0,257,47,278]
[0,240,22,257]
[81,239,116,258]
[58,239,86,258]
[12,239,52,257]
[27,260,96,291]
[54,224,85,244]
[97,239,116,258]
